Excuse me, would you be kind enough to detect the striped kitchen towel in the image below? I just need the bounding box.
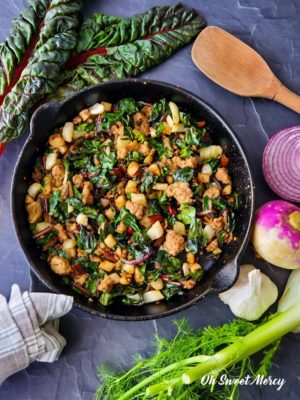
[0,284,73,384]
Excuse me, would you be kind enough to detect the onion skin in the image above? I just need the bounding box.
[252,200,300,269]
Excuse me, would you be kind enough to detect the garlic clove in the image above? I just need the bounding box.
[219,264,278,321]
[278,269,300,333]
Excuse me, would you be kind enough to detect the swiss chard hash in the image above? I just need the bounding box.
[26,98,239,306]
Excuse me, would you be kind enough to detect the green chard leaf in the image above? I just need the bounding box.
[117,98,138,114]
[48,5,205,102]
[173,167,194,182]
[118,208,141,233]
[77,226,97,254]
[49,190,68,223]
[0,0,82,145]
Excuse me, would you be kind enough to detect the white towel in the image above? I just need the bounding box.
[0,284,73,384]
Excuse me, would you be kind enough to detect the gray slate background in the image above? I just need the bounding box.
[1,0,300,399]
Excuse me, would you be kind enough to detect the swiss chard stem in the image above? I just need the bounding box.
[183,304,300,384]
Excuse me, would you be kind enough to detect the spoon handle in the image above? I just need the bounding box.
[273,84,300,114]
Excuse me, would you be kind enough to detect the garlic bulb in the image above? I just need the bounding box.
[219,264,278,321]
[278,269,300,333]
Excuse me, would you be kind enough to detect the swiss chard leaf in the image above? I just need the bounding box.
[49,190,68,223]
[77,227,97,254]
[149,99,168,122]
[67,198,98,219]
[187,218,207,253]
[177,205,196,225]
[99,151,117,169]
[155,250,181,272]
[185,126,206,146]
[118,98,138,114]
[118,208,141,233]
[203,158,220,173]
[173,167,194,182]
[148,138,173,159]
[140,173,155,193]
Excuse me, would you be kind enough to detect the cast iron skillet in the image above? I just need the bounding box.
[11,79,254,320]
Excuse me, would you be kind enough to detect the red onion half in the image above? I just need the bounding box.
[263,126,300,202]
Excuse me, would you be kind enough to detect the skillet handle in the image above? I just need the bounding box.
[210,258,239,293]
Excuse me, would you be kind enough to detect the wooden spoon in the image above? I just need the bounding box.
[192,26,300,114]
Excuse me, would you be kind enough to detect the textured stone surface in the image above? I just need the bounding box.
[0,1,300,399]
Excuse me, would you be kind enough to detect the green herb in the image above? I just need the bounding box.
[173,167,194,182]
[77,227,97,254]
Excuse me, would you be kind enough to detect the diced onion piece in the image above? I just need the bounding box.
[151,278,163,290]
[45,152,58,170]
[169,101,180,124]
[62,122,74,143]
[173,221,186,236]
[171,123,185,133]
[204,224,215,242]
[36,221,52,233]
[143,290,164,304]
[166,115,174,127]
[104,234,117,249]
[131,193,147,206]
[101,101,112,112]
[62,239,76,250]
[150,127,157,137]
[147,221,164,240]
[89,103,105,116]
[76,213,88,226]
[153,183,169,191]
[200,145,222,161]
[263,126,300,202]
[28,183,42,199]
[202,164,213,175]
[182,263,190,276]
[67,204,74,213]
